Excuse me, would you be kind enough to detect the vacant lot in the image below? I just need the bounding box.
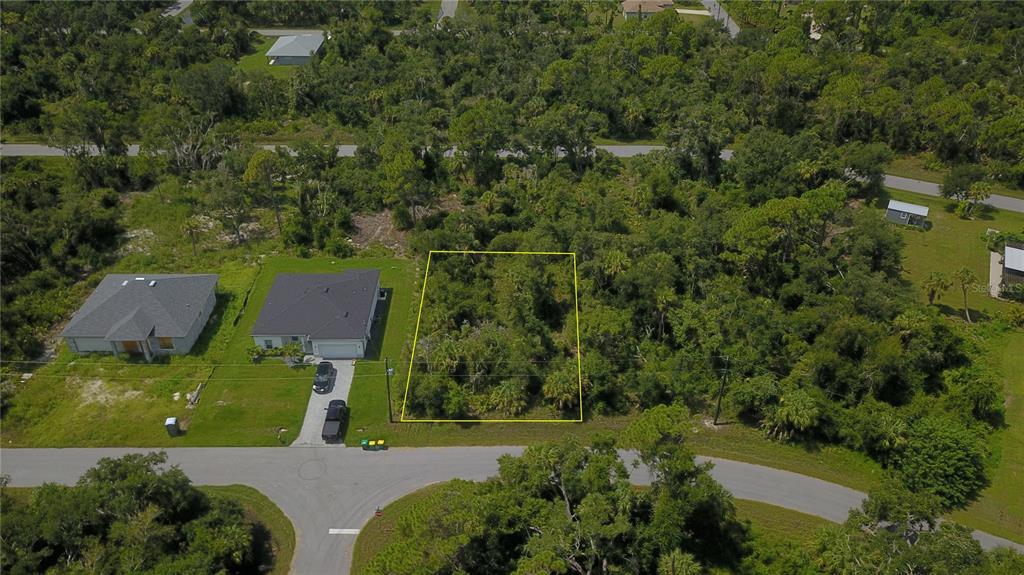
[2,256,410,447]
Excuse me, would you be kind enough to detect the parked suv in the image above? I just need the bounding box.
[321,400,348,442]
[312,361,334,394]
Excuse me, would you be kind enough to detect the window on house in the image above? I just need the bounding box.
[157,337,175,350]
[264,339,274,349]
[900,212,908,219]
[291,336,300,342]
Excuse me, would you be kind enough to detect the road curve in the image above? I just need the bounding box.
[2,143,1021,212]
[2,447,1020,574]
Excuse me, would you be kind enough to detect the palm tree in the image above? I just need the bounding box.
[658,549,702,575]
[922,271,951,305]
[953,267,978,323]
[489,379,528,417]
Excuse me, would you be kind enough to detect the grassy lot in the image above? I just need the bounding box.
[3,485,294,575]
[2,255,410,447]
[868,191,1024,542]
[351,483,831,571]
[949,329,1024,543]
[238,35,295,80]
[887,155,1024,201]
[200,485,296,575]
[876,188,1024,318]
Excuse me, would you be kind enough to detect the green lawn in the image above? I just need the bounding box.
[878,189,1024,319]
[238,35,295,80]
[2,256,410,447]
[3,485,294,575]
[351,483,831,571]
[887,155,1024,201]
[869,191,1024,543]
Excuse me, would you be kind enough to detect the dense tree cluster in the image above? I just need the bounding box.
[0,452,272,574]
[366,407,747,574]
[406,253,579,419]
[365,407,1021,574]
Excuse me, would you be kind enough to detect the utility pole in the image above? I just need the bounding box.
[713,355,729,426]
[385,357,395,423]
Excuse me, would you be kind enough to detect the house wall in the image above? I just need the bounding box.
[366,277,381,340]
[66,337,113,353]
[251,335,313,352]
[270,55,310,66]
[885,208,925,227]
[1005,268,1024,287]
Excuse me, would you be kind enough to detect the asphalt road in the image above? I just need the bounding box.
[2,143,1022,213]
[701,0,741,38]
[3,447,1020,574]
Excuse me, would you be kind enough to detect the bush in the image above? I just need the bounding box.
[895,415,987,508]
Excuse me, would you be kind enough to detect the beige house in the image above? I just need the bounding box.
[622,0,675,20]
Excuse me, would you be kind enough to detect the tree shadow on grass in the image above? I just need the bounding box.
[248,521,279,574]
[933,303,993,323]
[188,291,235,358]
[362,289,392,361]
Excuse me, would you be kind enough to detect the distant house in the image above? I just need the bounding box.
[885,199,929,227]
[1004,244,1024,288]
[251,270,381,359]
[265,33,324,66]
[61,274,218,361]
[622,0,674,20]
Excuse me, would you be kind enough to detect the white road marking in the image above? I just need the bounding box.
[328,528,360,535]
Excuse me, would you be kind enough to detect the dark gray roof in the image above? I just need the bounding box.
[251,270,380,340]
[266,33,324,58]
[61,274,218,340]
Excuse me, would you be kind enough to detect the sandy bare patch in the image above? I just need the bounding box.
[351,210,408,255]
[77,377,143,406]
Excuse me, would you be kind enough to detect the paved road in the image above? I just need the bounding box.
[3,143,1022,213]
[3,447,1020,574]
[253,29,324,37]
[438,0,458,23]
[701,0,741,38]
[291,360,356,447]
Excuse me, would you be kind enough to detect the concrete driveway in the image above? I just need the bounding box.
[291,360,356,447]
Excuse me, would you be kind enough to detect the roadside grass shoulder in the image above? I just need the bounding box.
[734,499,831,547]
[887,155,1024,201]
[200,485,296,575]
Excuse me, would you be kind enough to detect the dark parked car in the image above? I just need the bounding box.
[312,361,334,394]
[321,399,348,442]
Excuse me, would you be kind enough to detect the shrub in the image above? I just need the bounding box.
[895,415,987,508]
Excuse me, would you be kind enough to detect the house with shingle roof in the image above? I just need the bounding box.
[61,274,218,361]
[266,33,324,66]
[251,270,381,359]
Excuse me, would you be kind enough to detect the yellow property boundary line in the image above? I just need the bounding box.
[400,250,584,423]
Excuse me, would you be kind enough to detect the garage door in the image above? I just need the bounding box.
[316,342,360,359]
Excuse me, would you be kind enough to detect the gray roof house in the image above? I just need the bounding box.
[61,274,218,361]
[1004,244,1024,289]
[885,199,929,227]
[265,33,324,66]
[251,270,382,359]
